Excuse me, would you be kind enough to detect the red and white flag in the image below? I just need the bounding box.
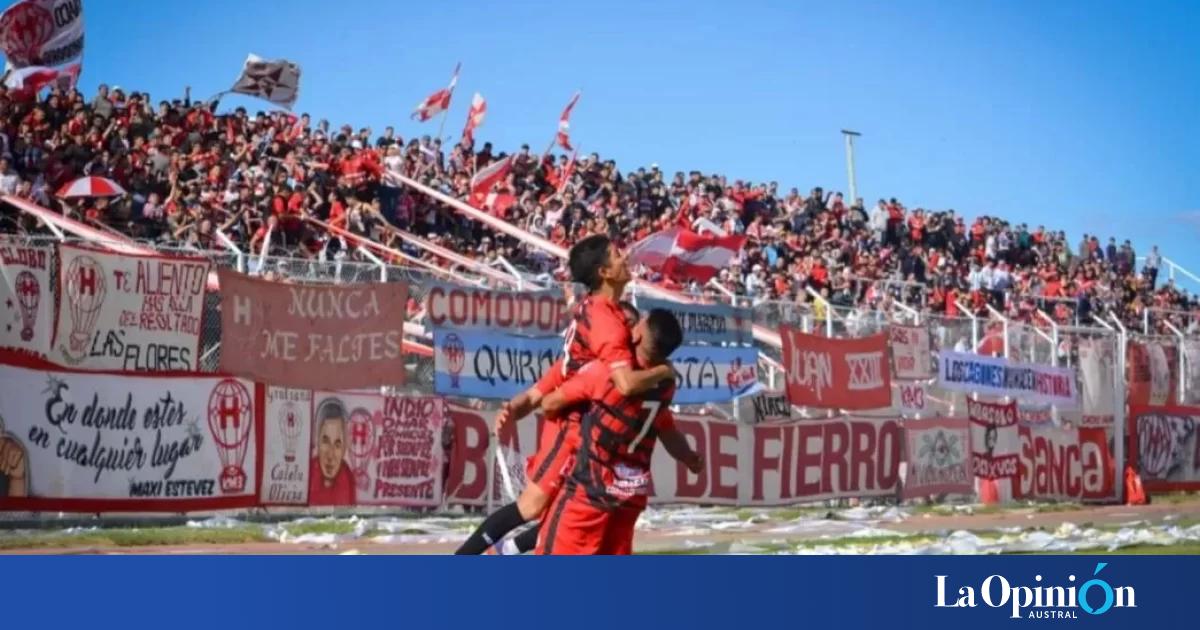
[556,150,577,195]
[462,92,486,143]
[628,228,746,283]
[3,63,78,100]
[469,155,513,205]
[412,62,461,122]
[556,91,580,151]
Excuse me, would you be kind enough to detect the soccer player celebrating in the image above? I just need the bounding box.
[537,309,703,555]
[454,235,674,555]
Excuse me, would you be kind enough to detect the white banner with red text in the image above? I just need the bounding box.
[53,243,210,372]
[0,236,53,357]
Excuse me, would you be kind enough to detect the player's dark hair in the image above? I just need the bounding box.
[618,300,640,326]
[568,234,612,291]
[645,308,684,360]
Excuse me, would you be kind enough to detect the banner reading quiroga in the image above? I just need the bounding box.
[54,243,210,372]
[0,359,257,511]
[0,237,53,356]
[217,268,408,391]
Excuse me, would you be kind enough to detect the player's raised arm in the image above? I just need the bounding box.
[541,361,605,416]
[495,357,568,433]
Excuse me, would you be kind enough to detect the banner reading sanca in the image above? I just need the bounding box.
[0,358,257,512]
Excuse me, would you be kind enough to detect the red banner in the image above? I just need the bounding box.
[217,268,408,390]
[780,327,891,410]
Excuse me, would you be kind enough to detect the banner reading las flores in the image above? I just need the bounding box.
[0,360,257,511]
[780,327,891,410]
[0,237,53,356]
[937,351,1080,409]
[217,269,407,391]
[54,243,210,372]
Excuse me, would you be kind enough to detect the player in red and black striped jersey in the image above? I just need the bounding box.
[536,309,704,555]
[453,234,672,555]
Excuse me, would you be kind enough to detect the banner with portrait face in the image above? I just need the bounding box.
[306,392,444,508]
[967,398,1020,480]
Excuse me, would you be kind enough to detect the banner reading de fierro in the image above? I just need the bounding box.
[780,327,891,410]
[55,243,210,372]
[937,351,1080,408]
[217,269,407,391]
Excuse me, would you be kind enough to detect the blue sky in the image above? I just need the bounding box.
[76,1,1199,280]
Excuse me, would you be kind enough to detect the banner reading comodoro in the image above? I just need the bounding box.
[218,269,407,391]
[54,243,210,372]
[0,358,257,511]
[937,351,1080,408]
[780,327,891,410]
[445,407,903,506]
[0,236,53,356]
[425,282,569,336]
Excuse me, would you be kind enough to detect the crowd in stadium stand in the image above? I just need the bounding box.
[0,81,1193,333]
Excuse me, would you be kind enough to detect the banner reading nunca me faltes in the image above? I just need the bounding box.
[218,269,407,391]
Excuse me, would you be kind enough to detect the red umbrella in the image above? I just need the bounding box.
[56,176,127,198]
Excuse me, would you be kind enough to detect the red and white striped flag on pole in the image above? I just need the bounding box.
[3,63,79,100]
[556,91,580,151]
[412,62,461,122]
[628,228,747,284]
[462,92,486,143]
[556,150,577,195]
[469,155,513,205]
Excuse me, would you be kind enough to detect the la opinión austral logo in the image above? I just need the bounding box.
[936,562,1135,619]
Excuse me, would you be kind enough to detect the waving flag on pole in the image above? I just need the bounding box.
[556,150,577,195]
[2,62,77,99]
[229,54,301,108]
[469,155,513,206]
[628,228,747,284]
[0,0,85,72]
[555,91,580,151]
[413,62,461,122]
[461,92,486,143]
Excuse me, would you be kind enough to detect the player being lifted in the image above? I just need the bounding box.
[537,308,702,554]
[455,235,675,555]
